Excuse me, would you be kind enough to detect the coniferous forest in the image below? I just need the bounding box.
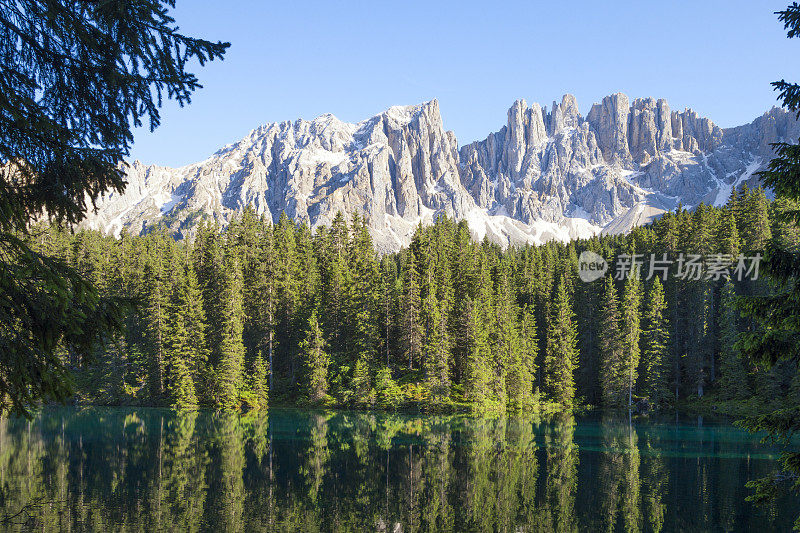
[30,185,799,413]
[8,1,800,530]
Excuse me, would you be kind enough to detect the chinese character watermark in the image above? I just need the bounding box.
[577,252,761,282]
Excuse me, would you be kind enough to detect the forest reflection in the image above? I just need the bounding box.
[0,408,794,532]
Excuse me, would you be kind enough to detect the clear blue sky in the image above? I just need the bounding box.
[129,0,798,167]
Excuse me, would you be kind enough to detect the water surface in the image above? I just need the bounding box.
[0,407,795,531]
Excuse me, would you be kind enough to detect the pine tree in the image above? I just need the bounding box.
[599,275,625,407]
[640,277,670,407]
[301,310,330,403]
[545,274,579,407]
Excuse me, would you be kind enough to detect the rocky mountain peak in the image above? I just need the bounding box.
[83,92,798,252]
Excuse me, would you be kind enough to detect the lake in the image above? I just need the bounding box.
[0,407,795,531]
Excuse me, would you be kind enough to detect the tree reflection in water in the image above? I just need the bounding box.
[0,408,794,532]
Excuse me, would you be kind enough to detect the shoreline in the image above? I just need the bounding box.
[28,396,768,423]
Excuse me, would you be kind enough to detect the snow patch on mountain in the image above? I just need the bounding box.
[713,156,762,207]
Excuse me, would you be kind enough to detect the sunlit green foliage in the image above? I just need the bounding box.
[32,184,799,414]
[0,0,228,416]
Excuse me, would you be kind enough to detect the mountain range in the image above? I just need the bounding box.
[82,93,799,252]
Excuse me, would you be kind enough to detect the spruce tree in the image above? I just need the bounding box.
[215,253,246,409]
[463,245,495,406]
[262,225,277,394]
[322,212,350,358]
[164,253,204,409]
[379,258,398,368]
[508,304,538,408]
[684,211,714,398]
[574,243,604,405]
[771,197,800,248]
[719,281,749,400]
[143,234,172,397]
[735,7,800,516]
[182,255,210,397]
[301,310,330,403]
[422,275,451,405]
[684,282,712,398]
[621,272,643,407]
[400,248,423,371]
[494,258,522,409]
[274,212,301,388]
[545,274,579,407]
[599,276,625,407]
[249,353,269,409]
[742,187,773,252]
[351,356,372,407]
[640,277,670,407]
[33,193,800,424]
[535,245,556,386]
[346,215,380,371]
[295,222,321,308]
[294,222,321,384]
[689,203,715,256]
[450,221,477,383]
[235,208,271,381]
[194,222,224,366]
[464,298,492,406]
[716,208,741,257]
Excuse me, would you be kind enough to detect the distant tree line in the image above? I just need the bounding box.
[28,184,799,412]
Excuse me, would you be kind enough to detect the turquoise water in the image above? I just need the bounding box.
[0,407,795,531]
